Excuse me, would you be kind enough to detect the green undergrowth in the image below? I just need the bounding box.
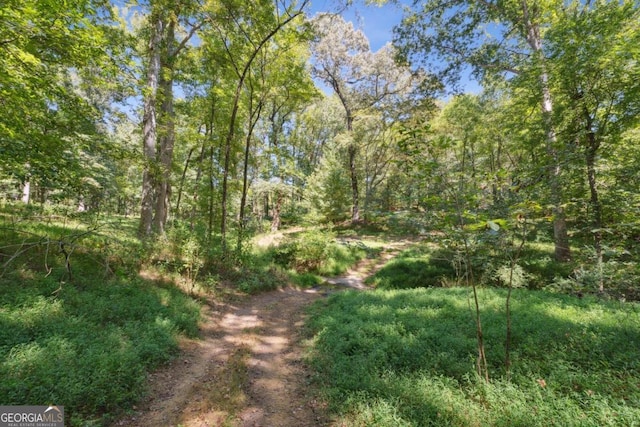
[0,274,200,426]
[261,228,379,286]
[367,240,573,291]
[0,212,201,425]
[366,243,456,289]
[305,287,640,426]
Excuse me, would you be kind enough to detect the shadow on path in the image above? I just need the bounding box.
[113,239,415,427]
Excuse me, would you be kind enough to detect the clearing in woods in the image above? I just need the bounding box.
[115,241,409,427]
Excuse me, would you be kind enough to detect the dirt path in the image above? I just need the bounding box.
[324,240,411,290]
[115,287,327,427]
[114,241,410,427]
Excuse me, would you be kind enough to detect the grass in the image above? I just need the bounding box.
[3,205,635,426]
[304,287,640,426]
[0,211,201,426]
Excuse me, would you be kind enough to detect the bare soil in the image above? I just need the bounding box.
[114,241,410,427]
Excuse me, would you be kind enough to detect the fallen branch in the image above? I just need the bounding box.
[0,225,101,281]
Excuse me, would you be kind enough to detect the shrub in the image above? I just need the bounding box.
[236,266,286,294]
[0,275,200,424]
[292,230,334,271]
[270,229,368,276]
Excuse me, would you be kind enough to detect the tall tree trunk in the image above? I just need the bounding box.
[139,14,163,237]
[190,142,206,229]
[238,99,263,252]
[332,78,360,224]
[208,144,216,242]
[219,98,237,255]
[139,8,204,237]
[21,179,30,204]
[543,78,571,262]
[175,146,195,217]
[522,0,571,261]
[585,122,603,291]
[271,191,283,232]
[153,20,177,235]
[343,113,360,223]
[348,143,360,222]
[203,102,216,235]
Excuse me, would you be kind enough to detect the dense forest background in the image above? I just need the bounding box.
[3,0,639,297]
[1,0,640,301]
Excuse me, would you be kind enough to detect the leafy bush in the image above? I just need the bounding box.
[0,275,200,425]
[271,229,368,276]
[235,266,285,294]
[547,259,640,300]
[294,229,335,271]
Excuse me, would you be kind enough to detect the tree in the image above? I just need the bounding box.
[138,0,206,237]
[289,96,346,180]
[305,140,352,222]
[203,0,310,252]
[310,13,423,223]
[288,95,347,220]
[249,36,318,233]
[546,0,640,289]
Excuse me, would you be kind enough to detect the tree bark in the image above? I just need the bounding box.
[175,146,195,217]
[189,142,206,229]
[207,144,216,242]
[21,179,30,204]
[271,191,283,232]
[238,98,263,252]
[348,143,360,223]
[139,14,163,237]
[153,19,176,235]
[334,85,361,224]
[139,8,204,237]
[522,0,571,261]
[584,119,603,291]
[219,96,236,254]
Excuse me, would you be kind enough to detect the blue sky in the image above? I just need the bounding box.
[307,0,404,52]
[306,0,481,94]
